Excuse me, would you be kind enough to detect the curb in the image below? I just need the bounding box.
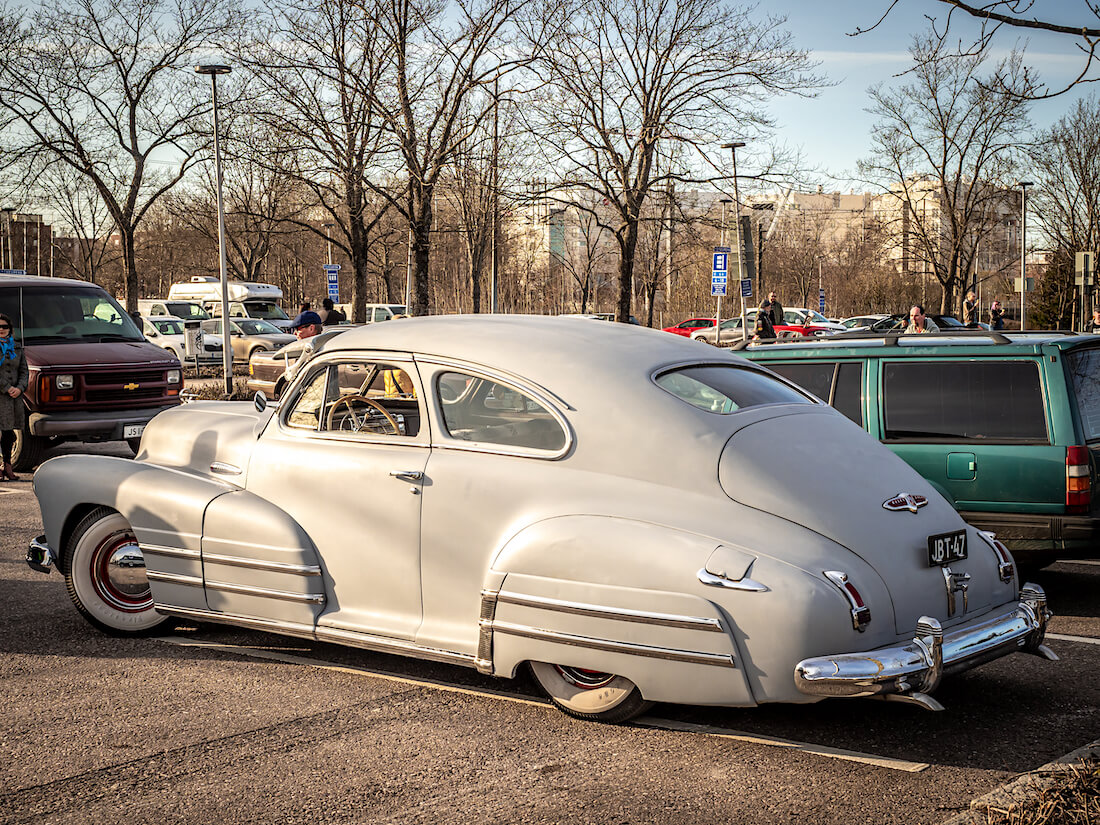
[940,739,1100,824]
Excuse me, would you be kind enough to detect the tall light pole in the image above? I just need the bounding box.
[0,208,11,270]
[1018,181,1033,331]
[323,223,334,265]
[195,63,233,396]
[718,198,732,332]
[722,142,747,340]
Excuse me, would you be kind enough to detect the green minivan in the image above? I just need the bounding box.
[740,331,1100,567]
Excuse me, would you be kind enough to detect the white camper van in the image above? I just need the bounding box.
[166,277,293,331]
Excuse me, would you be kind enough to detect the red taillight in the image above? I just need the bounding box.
[1066,446,1091,514]
[981,531,1016,583]
[824,571,872,631]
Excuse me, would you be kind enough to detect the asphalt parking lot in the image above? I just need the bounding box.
[1,443,1099,824]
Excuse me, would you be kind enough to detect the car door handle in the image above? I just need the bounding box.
[389,470,423,482]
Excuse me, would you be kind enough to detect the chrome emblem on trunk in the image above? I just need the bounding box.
[882,493,928,513]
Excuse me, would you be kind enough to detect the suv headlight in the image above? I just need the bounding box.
[56,374,74,390]
[167,369,181,384]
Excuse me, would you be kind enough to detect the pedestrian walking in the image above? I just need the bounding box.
[963,291,979,327]
[0,313,29,480]
[759,291,784,328]
[989,300,1005,330]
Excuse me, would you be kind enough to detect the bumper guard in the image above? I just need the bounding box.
[794,583,1057,710]
[26,535,56,574]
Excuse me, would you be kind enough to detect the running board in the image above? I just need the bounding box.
[156,604,478,670]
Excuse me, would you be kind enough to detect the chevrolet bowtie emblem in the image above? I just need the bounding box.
[882,492,928,513]
[123,383,139,391]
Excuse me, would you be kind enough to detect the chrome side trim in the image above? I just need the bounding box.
[153,605,477,670]
[210,461,242,475]
[696,568,769,593]
[140,544,202,561]
[491,621,736,668]
[147,570,204,588]
[795,585,1055,705]
[202,553,321,576]
[496,590,724,632]
[204,580,325,604]
[476,589,500,674]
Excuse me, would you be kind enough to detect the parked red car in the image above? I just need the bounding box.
[662,317,716,336]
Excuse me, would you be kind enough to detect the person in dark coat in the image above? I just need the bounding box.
[990,300,1005,330]
[759,292,784,328]
[318,298,346,326]
[0,313,29,480]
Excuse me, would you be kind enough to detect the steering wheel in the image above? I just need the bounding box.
[326,394,400,435]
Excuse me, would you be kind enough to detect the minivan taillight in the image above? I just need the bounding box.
[1066,446,1091,514]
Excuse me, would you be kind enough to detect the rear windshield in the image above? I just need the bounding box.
[247,301,289,321]
[166,302,209,321]
[0,284,143,344]
[655,365,811,414]
[1067,348,1100,441]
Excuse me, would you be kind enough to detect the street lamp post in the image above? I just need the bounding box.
[718,198,732,333]
[323,223,334,266]
[0,208,11,270]
[722,142,747,340]
[195,63,233,396]
[1018,181,1033,331]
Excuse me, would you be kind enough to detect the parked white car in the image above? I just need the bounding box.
[839,314,890,332]
[141,315,225,366]
[27,316,1054,723]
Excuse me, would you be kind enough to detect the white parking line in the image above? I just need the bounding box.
[153,635,928,772]
[1059,559,1100,567]
[1046,632,1100,646]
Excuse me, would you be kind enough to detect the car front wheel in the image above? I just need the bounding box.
[528,662,652,723]
[61,507,168,636]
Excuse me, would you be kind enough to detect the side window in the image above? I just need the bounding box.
[832,362,864,427]
[766,362,836,404]
[883,361,1047,442]
[436,371,567,452]
[324,361,420,437]
[286,369,327,430]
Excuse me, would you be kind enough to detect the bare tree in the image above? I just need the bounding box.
[35,166,119,285]
[362,0,533,316]
[0,0,239,310]
[518,0,819,324]
[234,0,396,322]
[859,34,1032,314]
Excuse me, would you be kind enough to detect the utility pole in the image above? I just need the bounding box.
[722,142,747,341]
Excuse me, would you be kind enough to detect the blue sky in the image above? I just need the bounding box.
[763,0,1092,188]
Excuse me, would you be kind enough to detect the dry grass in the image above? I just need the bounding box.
[979,759,1100,825]
[180,377,254,402]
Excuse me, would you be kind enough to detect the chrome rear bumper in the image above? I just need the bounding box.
[794,584,1056,708]
[26,535,56,574]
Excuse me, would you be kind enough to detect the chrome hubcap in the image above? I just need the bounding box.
[553,666,616,690]
[91,531,152,611]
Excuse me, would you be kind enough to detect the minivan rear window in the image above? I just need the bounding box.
[883,360,1047,442]
[1066,348,1100,441]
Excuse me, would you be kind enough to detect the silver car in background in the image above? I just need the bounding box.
[201,318,295,361]
[27,316,1054,723]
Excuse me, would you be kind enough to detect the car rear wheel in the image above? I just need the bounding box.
[61,507,168,636]
[528,662,652,723]
[11,420,46,473]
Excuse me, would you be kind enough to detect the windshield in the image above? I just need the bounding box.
[0,284,144,344]
[166,302,209,321]
[236,319,282,335]
[804,310,829,324]
[151,319,184,335]
[247,301,289,321]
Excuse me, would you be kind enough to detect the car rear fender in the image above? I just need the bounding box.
[482,515,756,706]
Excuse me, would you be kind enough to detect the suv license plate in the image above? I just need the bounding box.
[123,424,145,439]
[928,530,967,566]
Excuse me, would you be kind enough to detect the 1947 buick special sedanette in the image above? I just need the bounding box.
[26,316,1056,722]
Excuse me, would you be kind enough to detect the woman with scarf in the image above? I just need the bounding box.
[0,313,28,480]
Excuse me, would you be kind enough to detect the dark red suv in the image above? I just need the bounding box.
[0,276,182,470]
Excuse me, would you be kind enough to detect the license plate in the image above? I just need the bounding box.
[928,530,967,566]
[123,424,145,439]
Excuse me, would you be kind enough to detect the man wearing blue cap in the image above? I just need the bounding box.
[291,309,323,340]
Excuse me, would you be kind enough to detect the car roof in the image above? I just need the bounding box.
[740,330,1100,358]
[315,314,747,386]
[0,274,109,289]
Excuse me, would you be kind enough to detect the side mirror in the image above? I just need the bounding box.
[254,391,268,412]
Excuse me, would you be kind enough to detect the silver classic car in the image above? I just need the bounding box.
[26,316,1055,722]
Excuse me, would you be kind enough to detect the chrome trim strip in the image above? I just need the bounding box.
[795,586,1054,701]
[696,568,769,593]
[153,605,478,669]
[477,589,500,674]
[205,580,325,604]
[140,544,201,561]
[202,553,321,576]
[147,570,204,588]
[491,621,736,668]
[496,590,724,632]
[210,461,242,475]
